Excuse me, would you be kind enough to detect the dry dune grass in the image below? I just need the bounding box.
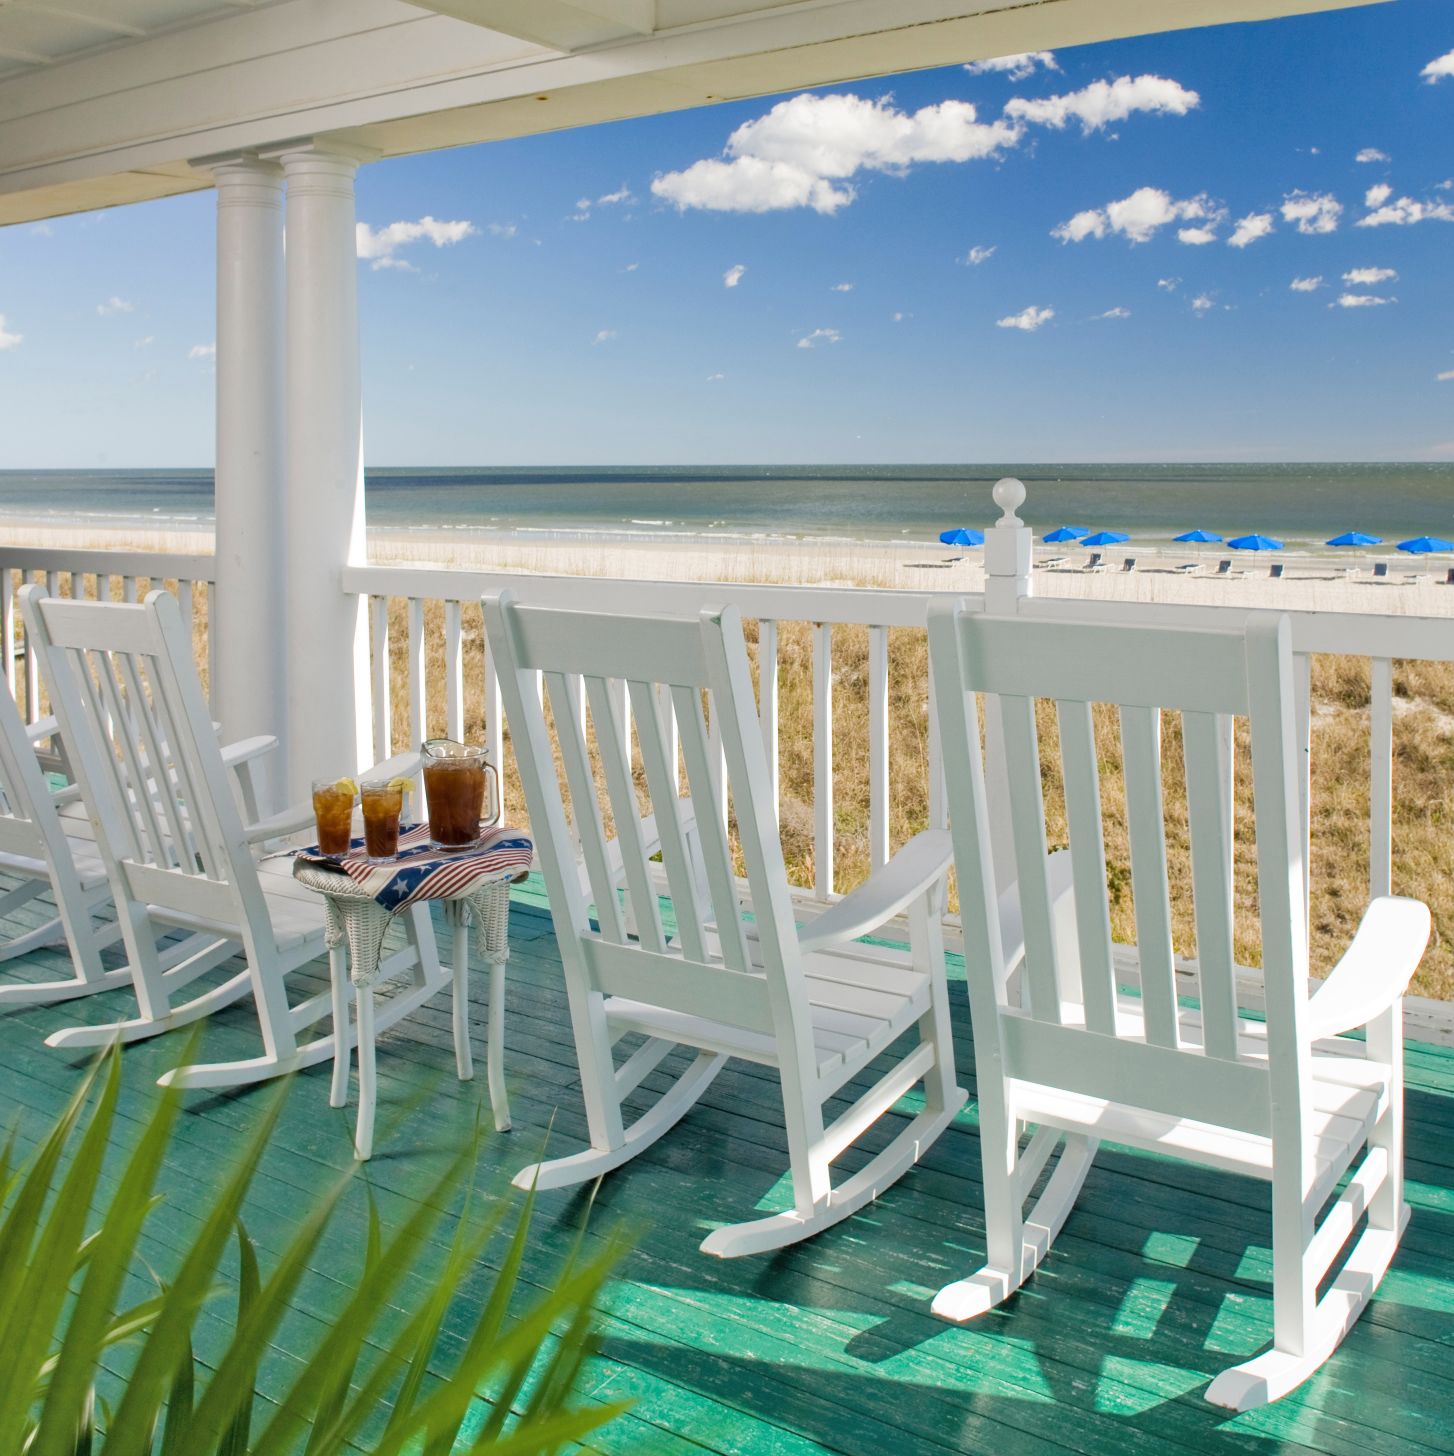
[381,591,1454,1001]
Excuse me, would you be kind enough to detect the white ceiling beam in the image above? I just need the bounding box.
[11,3,147,38]
[0,0,1389,225]
[414,0,655,42]
[0,42,52,65]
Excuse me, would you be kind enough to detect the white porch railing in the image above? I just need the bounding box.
[340,559,1453,924]
[0,548,218,724]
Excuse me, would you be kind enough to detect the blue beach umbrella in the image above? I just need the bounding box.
[1043,526,1089,543]
[1326,531,1382,547]
[1397,536,1454,554]
[939,527,985,547]
[1174,529,1223,544]
[1080,530,1130,547]
[1228,533,1284,552]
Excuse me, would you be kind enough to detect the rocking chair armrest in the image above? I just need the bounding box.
[1307,895,1431,1041]
[219,735,277,770]
[360,750,422,784]
[796,829,952,956]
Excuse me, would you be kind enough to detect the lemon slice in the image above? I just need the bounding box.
[387,777,412,795]
[334,777,358,798]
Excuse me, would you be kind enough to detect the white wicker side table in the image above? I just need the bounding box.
[293,829,529,1160]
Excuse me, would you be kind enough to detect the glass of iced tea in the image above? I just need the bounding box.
[422,739,498,851]
[360,778,408,863]
[312,777,357,857]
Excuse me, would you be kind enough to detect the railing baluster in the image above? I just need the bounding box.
[867,623,889,871]
[757,617,779,824]
[122,574,138,604]
[205,580,219,717]
[24,573,39,722]
[482,634,504,821]
[369,595,391,760]
[2,566,15,700]
[1294,651,1312,928]
[443,599,463,741]
[1370,656,1393,899]
[927,658,947,832]
[813,621,834,900]
[406,596,425,752]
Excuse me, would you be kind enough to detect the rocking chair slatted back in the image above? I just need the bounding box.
[930,605,1309,1139]
[484,590,802,1041]
[19,587,268,936]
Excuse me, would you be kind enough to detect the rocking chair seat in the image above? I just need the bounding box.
[605,946,930,1087]
[143,856,330,950]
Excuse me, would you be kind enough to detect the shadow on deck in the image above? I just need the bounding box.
[2,878,1452,1456]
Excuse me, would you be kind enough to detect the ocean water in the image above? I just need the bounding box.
[0,463,1452,551]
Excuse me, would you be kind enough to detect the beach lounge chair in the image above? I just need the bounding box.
[1269,562,1284,579]
[1041,556,1067,569]
[1176,561,1200,574]
[1214,559,1233,576]
[18,585,441,1084]
[482,590,966,1257]
[926,603,1428,1411]
[1445,568,1454,586]
[1084,552,1105,572]
[1373,561,1389,579]
[1121,557,1136,572]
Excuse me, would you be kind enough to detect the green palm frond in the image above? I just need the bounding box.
[0,1042,628,1455]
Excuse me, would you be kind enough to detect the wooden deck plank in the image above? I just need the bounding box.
[2,885,1454,1453]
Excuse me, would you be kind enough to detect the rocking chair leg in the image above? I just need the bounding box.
[354,986,376,1162]
[485,958,510,1133]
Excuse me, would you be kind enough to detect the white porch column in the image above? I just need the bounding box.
[275,142,373,801]
[983,478,1034,894]
[210,154,286,810]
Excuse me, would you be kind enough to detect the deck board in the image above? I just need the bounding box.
[3,880,1454,1454]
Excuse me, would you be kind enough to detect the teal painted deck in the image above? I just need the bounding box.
[3,877,1454,1455]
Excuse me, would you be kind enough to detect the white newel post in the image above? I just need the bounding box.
[209,154,286,811]
[275,142,374,801]
[983,477,1034,893]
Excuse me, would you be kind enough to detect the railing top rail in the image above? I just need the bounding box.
[343,563,948,630]
[0,546,216,582]
[346,560,1454,661]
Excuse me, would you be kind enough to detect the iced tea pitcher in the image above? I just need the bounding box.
[421,738,499,850]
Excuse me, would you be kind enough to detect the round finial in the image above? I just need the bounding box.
[992,476,1026,526]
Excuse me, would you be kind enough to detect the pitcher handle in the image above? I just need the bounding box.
[482,760,501,827]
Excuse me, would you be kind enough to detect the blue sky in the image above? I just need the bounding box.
[1,0,1451,467]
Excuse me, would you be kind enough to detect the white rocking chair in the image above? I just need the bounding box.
[928,603,1429,1410]
[19,585,442,1087]
[483,590,967,1258]
[0,675,275,1011]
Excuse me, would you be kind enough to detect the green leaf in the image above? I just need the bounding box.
[217,1221,261,1456]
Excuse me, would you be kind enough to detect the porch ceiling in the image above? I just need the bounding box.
[0,0,1387,225]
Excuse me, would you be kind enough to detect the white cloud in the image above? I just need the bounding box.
[133,335,155,349]
[1333,293,1395,308]
[1190,293,1215,314]
[356,217,475,269]
[1343,266,1398,285]
[964,51,1058,81]
[652,75,1196,215]
[1177,225,1218,245]
[1004,74,1200,133]
[962,244,996,265]
[97,296,133,316]
[1438,370,1454,382]
[797,327,842,349]
[1157,276,1180,291]
[830,282,854,292]
[1093,306,1131,319]
[623,262,640,272]
[597,185,636,205]
[485,222,518,238]
[891,311,907,322]
[1289,275,1324,291]
[1357,193,1454,227]
[592,329,617,344]
[1365,182,1393,209]
[188,342,215,360]
[0,315,21,350]
[723,263,746,288]
[996,304,1054,331]
[1421,48,1454,83]
[29,222,51,238]
[1280,190,1342,235]
[575,197,591,211]
[1053,187,1219,245]
[1356,147,1391,164]
[1228,211,1274,248]
[706,372,725,381]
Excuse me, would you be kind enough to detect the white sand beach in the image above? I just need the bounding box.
[4,517,1450,618]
